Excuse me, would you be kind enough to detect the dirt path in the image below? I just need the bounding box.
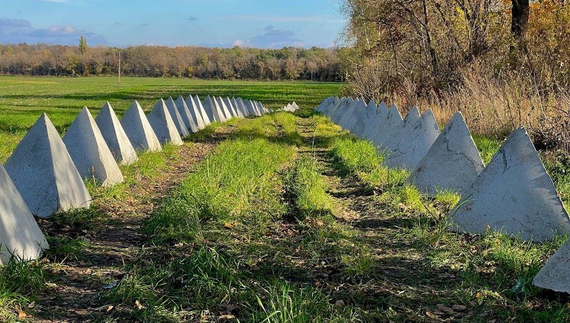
[32,141,218,322]
[295,117,457,321]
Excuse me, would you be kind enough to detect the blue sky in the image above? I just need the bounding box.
[0,0,345,48]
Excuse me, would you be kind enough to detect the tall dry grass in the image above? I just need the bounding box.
[391,64,570,151]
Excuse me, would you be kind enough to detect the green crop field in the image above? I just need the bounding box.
[0,76,343,161]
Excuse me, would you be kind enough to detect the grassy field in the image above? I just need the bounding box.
[1,77,570,321]
[0,76,342,161]
[4,112,563,321]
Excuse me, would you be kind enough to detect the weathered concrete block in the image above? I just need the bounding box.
[147,99,184,146]
[231,97,245,118]
[0,163,49,264]
[216,96,232,120]
[189,95,211,126]
[362,101,388,141]
[449,127,570,242]
[95,102,138,165]
[372,104,403,150]
[5,114,92,217]
[383,109,440,170]
[120,101,162,152]
[165,97,190,137]
[533,239,570,293]
[408,112,484,196]
[204,95,225,122]
[386,107,421,152]
[175,95,199,133]
[64,107,124,187]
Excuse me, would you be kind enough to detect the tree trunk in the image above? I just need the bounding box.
[511,0,530,43]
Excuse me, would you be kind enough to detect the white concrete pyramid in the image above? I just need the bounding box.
[243,99,254,116]
[175,96,199,133]
[362,101,388,140]
[224,97,238,117]
[372,104,403,149]
[316,97,333,113]
[533,239,570,293]
[352,99,376,138]
[337,99,363,130]
[190,95,212,126]
[234,98,246,117]
[386,107,421,152]
[95,102,138,165]
[217,96,233,120]
[383,109,440,170]
[341,99,366,132]
[231,97,244,118]
[408,112,484,196]
[165,97,190,137]
[121,101,162,152]
[5,114,92,218]
[148,99,184,146]
[322,97,340,116]
[449,127,570,242]
[332,98,353,124]
[205,95,226,122]
[0,163,49,265]
[64,107,124,187]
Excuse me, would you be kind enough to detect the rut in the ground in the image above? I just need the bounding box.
[33,142,216,322]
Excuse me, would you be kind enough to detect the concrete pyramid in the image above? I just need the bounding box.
[204,95,226,122]
[231,97,244,118]
[224,97,238,117]
[332,98,353,124]
[533,239,570,293]
[147,99,184,146]
[386,107,421,152]
[343,99,366,132]
[291,102,299,110]
[338,98,362,131]
[5,114,92,218]
[165,97,190,137]
[0,163,49,265]
[383,109,440,170]
[243,99,254,116]
[362,101,389,140]
[240,98,252,116]
[449,127,570,242]
[121,101,162,152]
[95,102,138,165]
[352,99,376,138]
[324,97,343,119]
[408,112,484,196]
[234,98,245,117]
[217,96,233,120]
[64,107,124,187]
[372,104,402,149]
[188,95,211,126]
[316,97,333,112]
[175,95,199,133]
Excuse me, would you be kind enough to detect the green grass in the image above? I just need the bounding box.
[0,76,341,162]
[289,156,332,218]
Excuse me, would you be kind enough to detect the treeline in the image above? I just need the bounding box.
[339,0,570,150]
[0,43,344,81]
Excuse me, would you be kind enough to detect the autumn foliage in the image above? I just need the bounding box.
[340,0,570,150]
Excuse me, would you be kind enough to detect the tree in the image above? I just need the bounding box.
[79,36,88,55]
[511,0,530,49]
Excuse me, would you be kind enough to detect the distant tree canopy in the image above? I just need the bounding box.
[0,43,344,81]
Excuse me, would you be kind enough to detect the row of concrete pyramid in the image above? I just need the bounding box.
[280,102,300,112]
[316,96,570,294]
[0,95,268,266]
